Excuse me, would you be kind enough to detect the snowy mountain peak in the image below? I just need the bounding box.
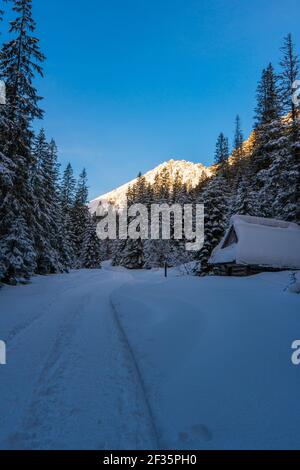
[89,159,212,212]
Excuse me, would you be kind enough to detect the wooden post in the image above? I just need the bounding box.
[164,261,168,278]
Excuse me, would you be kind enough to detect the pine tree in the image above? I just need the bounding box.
[215,133,229,164]
[230,115,246,184]
[255,63,281,127]
[126,184,134,205]
[111,239,127,266]
[151,166,171,203]
[60,163,77,265]
[0,0,45,146]
[61,163,76,212]
[172,170,183,202]
[252,63,283,174]
[47,139,72,270]
[194,176,229,275]
[31,129,56,273]
[169,171,193,265]
[30,130,73,274]
[214,132,230,181]
[135,172,147,201]
[128,172,150,205]
[81,215,102,269]
[1,0,15,230]
[231,175,259,217]
[118,172,148,269]
[278,33,300,221]
[119,238,144,269]
[257,35,300,223]
[279,34,299,131]
[0,0,45,283]
[0,195,36,283]
[72,168,91,265]
[158,167,171,202]
[233,115,244,153]
[143,239,170,268]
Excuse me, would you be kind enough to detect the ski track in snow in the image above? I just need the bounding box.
[0,268,158,450]
[109,297,160,448]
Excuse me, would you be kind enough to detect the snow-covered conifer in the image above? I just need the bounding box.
[81,215,102,269]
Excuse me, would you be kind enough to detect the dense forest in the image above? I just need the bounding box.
[108,36,300,273]
[0,1,299,284]
[0,0,101,284]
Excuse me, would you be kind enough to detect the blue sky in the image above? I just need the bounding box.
[4,0,300,198]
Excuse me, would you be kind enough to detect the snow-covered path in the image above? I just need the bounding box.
[1,266,300,450]
[0,268,158,450]
[112,270,300,450]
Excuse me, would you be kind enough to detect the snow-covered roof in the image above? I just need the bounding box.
[209,215,300,269]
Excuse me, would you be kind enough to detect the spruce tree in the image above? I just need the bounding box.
[169,171,193,266]
[215,133,229,164]
[194,176,229,276]
[231,115,245,183]
[0,0,45,137]
[0,0,45,283]
[278,33,300,221]
[143,239,170,269]
[255,64,281,127]
[258,36,300,223]
[81,215,102,269]
[0,210,36,284]
[158,167,171,202]
[279,34,299,131]
[172,170,183,202]
[60,163,77,265]
[135,172,147,201]
[233,115,244,154]
[72,168,91,265]
[259,131,299,222]
[30,130,74,274]
[231,175,259,217]
[61,163,76,212]
[118,172,147,269]
[214,132,230,181]
[46,139,72,271]
[252,63,282,174]
[126,184,134,205]
[119,238,144,269]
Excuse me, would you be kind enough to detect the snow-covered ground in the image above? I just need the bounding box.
[0,267,157,450]
[0,264,299,449]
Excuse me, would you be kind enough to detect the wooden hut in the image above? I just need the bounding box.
[209,215,300,276]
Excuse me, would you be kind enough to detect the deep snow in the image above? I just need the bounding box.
[0,267,157,450]
[0,264,300,449]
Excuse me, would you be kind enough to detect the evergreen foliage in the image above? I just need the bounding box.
[0,5,299,281]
